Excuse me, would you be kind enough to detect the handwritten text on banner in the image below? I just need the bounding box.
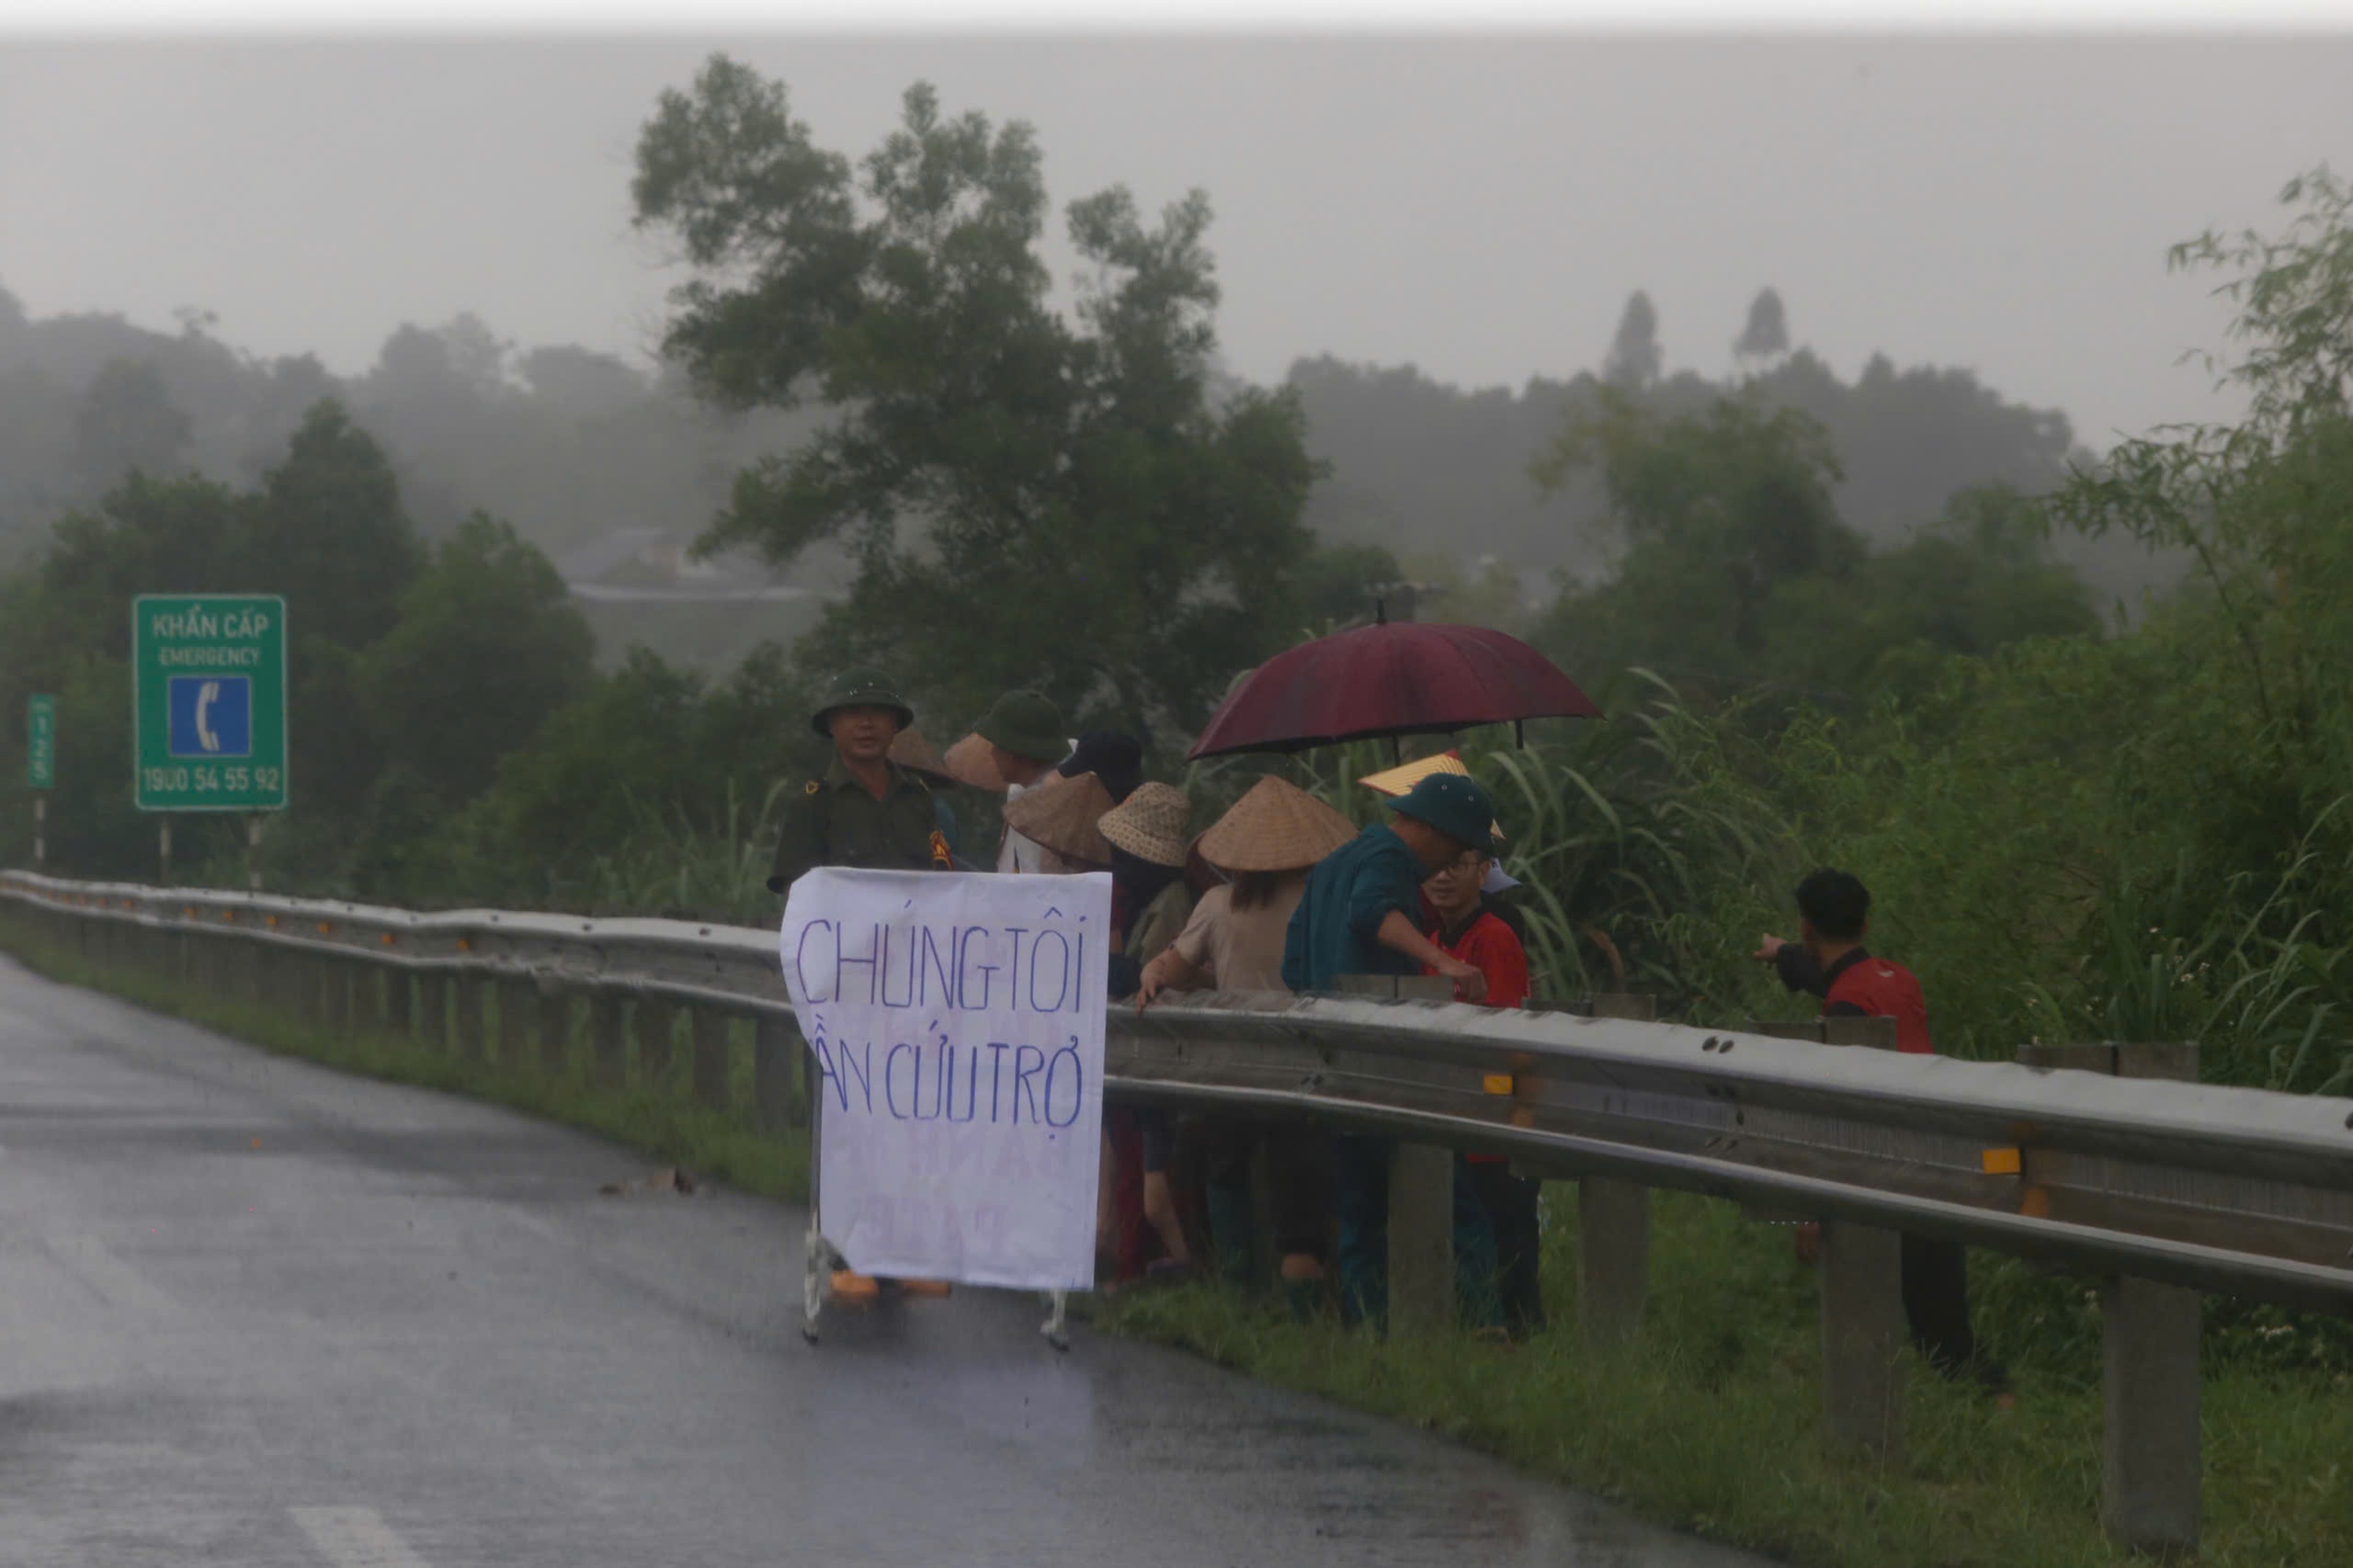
[779,867,1111,1291]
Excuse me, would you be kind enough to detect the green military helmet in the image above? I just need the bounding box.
[809,667,915,739]
[973,688,1067,765]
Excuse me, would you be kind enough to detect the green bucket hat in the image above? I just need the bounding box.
[809,668,915,739]
[1386,772,1497,854]
[973,689,1067,766]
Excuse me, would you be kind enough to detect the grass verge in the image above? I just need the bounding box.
[1101,1187,2353,1567]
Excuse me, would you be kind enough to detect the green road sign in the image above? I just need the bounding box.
[131,595,289,812]
[27,695,53,790]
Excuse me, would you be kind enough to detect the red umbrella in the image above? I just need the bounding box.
[1188,619,1600,759]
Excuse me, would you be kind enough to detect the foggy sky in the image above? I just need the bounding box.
[2,35,2347,446]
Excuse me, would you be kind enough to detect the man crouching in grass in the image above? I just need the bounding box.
[1755,869,2013,1403]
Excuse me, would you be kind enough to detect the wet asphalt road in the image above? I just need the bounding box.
[0,955,1774,1568]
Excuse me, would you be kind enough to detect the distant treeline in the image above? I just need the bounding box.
[1,278,2175,666]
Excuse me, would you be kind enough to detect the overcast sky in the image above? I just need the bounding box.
[1,34,2346,446]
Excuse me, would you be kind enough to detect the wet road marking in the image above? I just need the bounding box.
[42,1233,173,1312]
[290,1506,432,1568]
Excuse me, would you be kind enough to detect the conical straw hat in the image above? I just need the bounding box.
[1357,750,1504,845]
[944,731,1011,792]
[1003,771,1116,866]
[889,726,953,785]
[1197,777,1358,874]
[1357,750,1468,798]
[1098,781,1192,869]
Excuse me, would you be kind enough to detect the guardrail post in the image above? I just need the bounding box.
[419,972,450,1053]
[1387,1140,1454,1337]
[455,973,487,1064]
[537,984,574,1078]
[302,950,334,1030]
[1578,993,1655,1348]
[1817,1010,1904,1456]
[589,991,625,1093]
[384,967,414,1041]
[1819,1220,1906,1456]
[2112,1041,2204,1559]
[324,954,354,1037]
[2103,1272,2201,1559]
[347,961,374,1031]
[1337,973,1456,1337]
[2013,1038,2204,1556]
[691,1008,731,1110]
[635,997,677,1092]
[496,978,530,1068]
[264,940,299,1019]
[755,1015,795,1130]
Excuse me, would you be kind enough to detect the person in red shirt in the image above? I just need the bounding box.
[1424,841,1543,1338]
[1754,869,2009,1398]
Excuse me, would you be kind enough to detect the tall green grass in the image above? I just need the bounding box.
[1106,1187,2353,1568]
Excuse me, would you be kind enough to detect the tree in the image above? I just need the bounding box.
[72,359,191,494]
[630,56,1322,733]
[1603,291,1662,388]
[238,400,423,653]
[475,648,712,892]
[1733,287,1790,370]
[518,345,649,422]
[2052,165,2353,737]
[1532,390,1862,684]
[358,514,595,804]
[1291,541,1408,631]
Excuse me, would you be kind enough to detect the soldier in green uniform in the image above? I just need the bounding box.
[772,668,956,1307]
[766,669,954,897]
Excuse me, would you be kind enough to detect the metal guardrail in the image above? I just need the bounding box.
[4,868,2347,1556]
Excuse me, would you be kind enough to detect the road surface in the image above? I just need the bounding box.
[0,954,1773,1567]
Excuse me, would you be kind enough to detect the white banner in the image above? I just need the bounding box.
[779,868,1111,1291]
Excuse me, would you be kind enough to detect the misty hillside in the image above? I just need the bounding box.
[0,280,2177,671]
[1288,342,2177,619]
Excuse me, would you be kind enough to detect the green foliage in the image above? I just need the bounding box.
[358,513,595,804]
[1532,391,2098,707]
[631,57,1324,734]
[0,404,597,896]
[464,643,824,910]
[1433,169,2353,1103]
[1289,540,1408,632]
[1535,389,1862,669]
[72,358,191,491]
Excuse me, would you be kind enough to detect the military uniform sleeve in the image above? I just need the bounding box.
[767,783,829,895]
[930,793,963,860]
